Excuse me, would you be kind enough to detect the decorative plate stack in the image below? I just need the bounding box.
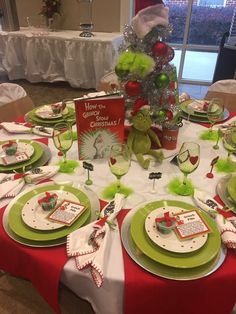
[0,139,51,173]
[180,100,229,123]
[25,104,75,127]
[2,184,98,247]
[217,174,236,214]
[121,200,226,280]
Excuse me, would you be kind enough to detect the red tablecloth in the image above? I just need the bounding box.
[0,137,68,314]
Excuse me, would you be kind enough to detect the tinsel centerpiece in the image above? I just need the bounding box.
[115,3,181,129]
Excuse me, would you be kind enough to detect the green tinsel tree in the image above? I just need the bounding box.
[115,3,182,129]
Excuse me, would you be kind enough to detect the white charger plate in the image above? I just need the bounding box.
[145,206,208,253]
[35,104,68,119]
[0,141,34,165]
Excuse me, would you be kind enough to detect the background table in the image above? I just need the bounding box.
[0,28,123,89]
[1,117,236,314]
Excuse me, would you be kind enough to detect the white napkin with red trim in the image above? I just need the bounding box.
[0,166,59,200]
[193,190,236,249]
[67,193,125,287]
[0,122,53,137]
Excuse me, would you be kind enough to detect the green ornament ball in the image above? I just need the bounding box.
[115,66,129,78]
[156,109,166,120]
[154,73,170,89]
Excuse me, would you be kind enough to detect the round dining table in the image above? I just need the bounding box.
[0,112,236,314]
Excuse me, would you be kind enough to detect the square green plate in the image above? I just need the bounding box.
[130,200,221,269]
[8,184,91,241]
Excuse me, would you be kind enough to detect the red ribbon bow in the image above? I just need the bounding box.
[2,140,16,149]
[38,192,57,205]
[155,211,176,227]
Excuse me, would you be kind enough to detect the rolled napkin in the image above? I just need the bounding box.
[131,4,169,39]
[193,189,236,249]
[67,193,125,287]
[0,166,59,199]
[0,122,53,137]
[215,214,236,249]
[0,177,24,199]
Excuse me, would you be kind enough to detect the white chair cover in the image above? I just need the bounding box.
[0,83,27,106]
[205,79,236,111]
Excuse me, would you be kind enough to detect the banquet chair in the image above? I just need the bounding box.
[0,83,34,122]
[205,79,236,112]
[96,71,120,93]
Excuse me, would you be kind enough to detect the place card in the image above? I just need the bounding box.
[174,210,211,240]
[1,152,29,165]
[47,200,86,226]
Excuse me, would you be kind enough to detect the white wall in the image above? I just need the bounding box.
[15,0,130,32]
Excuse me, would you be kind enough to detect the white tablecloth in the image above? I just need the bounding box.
[0,28,123,89]
[1,116,235,314]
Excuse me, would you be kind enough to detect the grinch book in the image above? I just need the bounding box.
[75,95,125,160]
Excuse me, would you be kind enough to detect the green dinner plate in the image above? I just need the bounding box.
[227,175,236,203]
[27,106,75,125]
[180,100,208,117]
[0,140,44,172]
[130,200,221,269]
[180,102,229,123]
[8,184,91,241]
[121,209,226,280]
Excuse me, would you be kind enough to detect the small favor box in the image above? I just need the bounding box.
[38,192,58,211]
[174,210,211,240]
[51,102,65,114]
[2,140,18,156]
[47,200,86,226]
[155,211,177,234]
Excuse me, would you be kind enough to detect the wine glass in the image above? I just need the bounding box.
[108,144,131,194]
[215,127,236,173]
[53,122,73,171]
[176,142,200,195]
[207,98,224,131]
[61,98,75,126]
[223,127,236,160]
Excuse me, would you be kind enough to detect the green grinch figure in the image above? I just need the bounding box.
[127,99,164,169]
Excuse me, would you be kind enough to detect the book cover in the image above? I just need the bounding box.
[75,96,125,160]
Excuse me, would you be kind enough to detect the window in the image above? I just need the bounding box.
[198,0,225,7]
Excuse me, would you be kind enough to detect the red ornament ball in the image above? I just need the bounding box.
[168,95,176,104]
[152,41,168,57]
[165,110,174,121]
[125,81,142,97]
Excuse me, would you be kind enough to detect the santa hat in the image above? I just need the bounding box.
[132,98,150,116]
[131,4,169,39]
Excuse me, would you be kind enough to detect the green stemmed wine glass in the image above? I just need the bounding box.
[53,122,73,172]
[223,126,236,159]
[216,126,236,173]
[207,98,224,132]
[108,143,131,194]
[176,142,200,196]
